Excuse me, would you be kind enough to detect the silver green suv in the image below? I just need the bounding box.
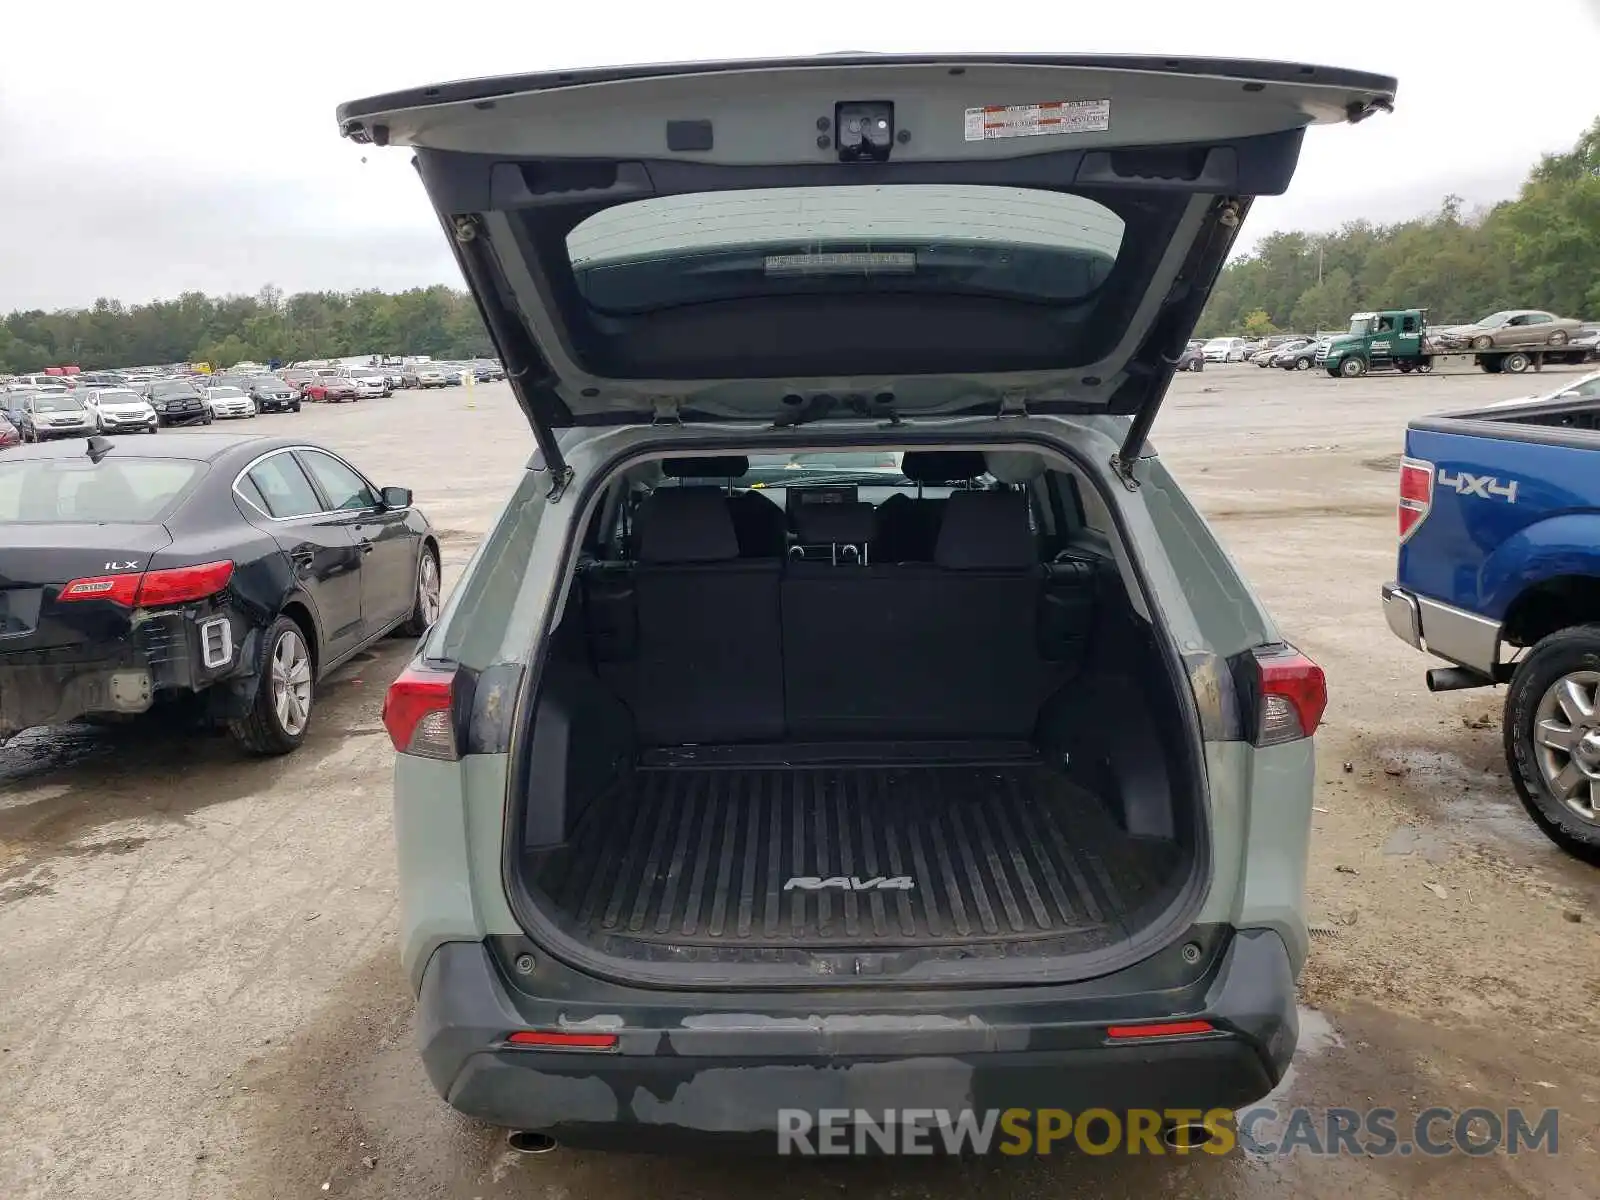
[350,53,1392,1152]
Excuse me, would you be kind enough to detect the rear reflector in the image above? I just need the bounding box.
[1398,456,1434,542]
[1253,646,1328,745]
[382,662,459,759]
[1105,1020,1215,1040]
[59,560,234,608]
[505,1030,620,1050]
[60,573,141,605]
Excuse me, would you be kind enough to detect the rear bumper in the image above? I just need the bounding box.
[416,928,1298,1147]
[0,606,255,736]
[1380,583,1500,675]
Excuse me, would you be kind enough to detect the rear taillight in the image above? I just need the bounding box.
[135,560,234,606]
[383,662,459,759]
[60,560,234,607]
[505,1030,619,1051]
[1398,455,1434,542]
[1251,645,1327,746]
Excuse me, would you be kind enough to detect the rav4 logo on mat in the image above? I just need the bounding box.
[784,876,915,892]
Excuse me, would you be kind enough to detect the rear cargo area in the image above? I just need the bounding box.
[512,457,1202,972]
[534,752,1179,953]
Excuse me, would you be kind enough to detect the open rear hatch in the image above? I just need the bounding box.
[338,54,1395,477]
[346,56,1389,986]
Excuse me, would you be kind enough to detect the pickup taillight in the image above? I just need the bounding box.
[1398,456,1434,542]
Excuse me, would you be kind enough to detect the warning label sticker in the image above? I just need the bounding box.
[963,98,1111,142]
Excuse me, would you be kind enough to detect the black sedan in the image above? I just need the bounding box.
[1276,341,1322,370]
[145,378,213,426]
[0,434,440,755]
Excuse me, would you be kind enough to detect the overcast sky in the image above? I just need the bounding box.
[3,0,1597,312]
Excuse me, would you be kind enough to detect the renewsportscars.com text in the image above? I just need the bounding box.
[777,1106,1560,1157]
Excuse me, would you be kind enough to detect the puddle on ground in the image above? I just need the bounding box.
[1377,746,1550,852]
[0,725,111,792]
[1256,1006,1344,1105]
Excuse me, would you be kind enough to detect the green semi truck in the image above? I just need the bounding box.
[1316,308,1590,377]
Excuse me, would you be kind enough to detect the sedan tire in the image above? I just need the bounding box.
[399,545,443,638]
[229,615,315,756]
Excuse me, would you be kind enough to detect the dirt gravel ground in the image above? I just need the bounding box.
[2,364,1597,1198]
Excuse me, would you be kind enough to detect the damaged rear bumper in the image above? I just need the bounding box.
[0,606,258,736]
[416,928,1297,1149]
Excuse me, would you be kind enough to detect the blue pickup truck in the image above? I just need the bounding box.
[1382,369,1600,860]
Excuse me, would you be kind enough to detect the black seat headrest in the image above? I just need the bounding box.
[900,451,987,484]
[934,490,1036,570]
[634,487,740,563]
[661,455,749,479]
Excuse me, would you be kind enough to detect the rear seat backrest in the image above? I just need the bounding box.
[628,487,785,744]
[784,488,1061,740]
[873,450,989,563]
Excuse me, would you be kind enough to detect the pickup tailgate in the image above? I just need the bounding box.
[1396,408,1600,623]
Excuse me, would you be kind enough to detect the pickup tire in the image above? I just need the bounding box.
[1504,626,1600,862]
[1338,356,1368,378]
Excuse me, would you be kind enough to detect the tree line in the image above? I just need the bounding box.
[1196,116,1599,338]
[0,285,494,374]
[3,117,1595,374]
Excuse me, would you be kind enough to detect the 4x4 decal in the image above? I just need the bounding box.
[1438,469,1518,504]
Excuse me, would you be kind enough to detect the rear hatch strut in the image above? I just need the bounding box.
[443,207,575,500]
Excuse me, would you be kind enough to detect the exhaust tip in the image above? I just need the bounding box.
[1161,1122,1216,1151]
[507,1130,559,1155]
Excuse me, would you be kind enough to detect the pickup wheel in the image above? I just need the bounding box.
[1338,355,1368,378]
[1504,626,1600,863]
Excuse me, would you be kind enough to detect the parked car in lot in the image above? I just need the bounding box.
[1202,336,1249,362]
[402,366,447,389]
[1254,338,1309,366]
[303,377,360,403]
[145,378,212,426]
[0,412,19,449]
[16,392,95,441]
[281,369,318,394]
[0,434,440,755]
[1177,341,1205,371]
[1276,339,1323,370]
[1382,376,1600,859]
[343,50,1395,1149]
[347,369,392,398]
[83,388,159,434]
[245,375,301,413]
[205,386,258,420]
